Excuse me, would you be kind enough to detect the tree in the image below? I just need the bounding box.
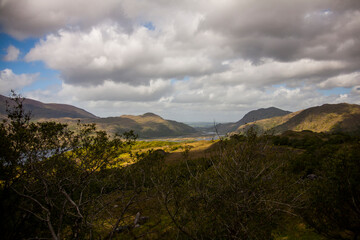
[297,138,360,240]
[0,92,139,239]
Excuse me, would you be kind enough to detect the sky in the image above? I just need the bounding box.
[0,0,360,122]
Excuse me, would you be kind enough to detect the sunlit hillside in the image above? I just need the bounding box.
[237,103,360,134]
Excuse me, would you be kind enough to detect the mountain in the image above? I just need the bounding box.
[213,107,292,134]
[1,95,197,138]
[89,112,197,138]
[0,94,98,119]
[237,103,360,134]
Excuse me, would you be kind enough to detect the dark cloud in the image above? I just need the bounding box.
[199,0,360,63]
[0,0,132,39]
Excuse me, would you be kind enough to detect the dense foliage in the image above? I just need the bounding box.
[0,93,138,239]
[275,132,360,239]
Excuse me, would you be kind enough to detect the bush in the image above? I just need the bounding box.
[154,131,301,239]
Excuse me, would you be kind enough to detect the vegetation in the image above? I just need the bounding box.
[237,103,360,135]
[215,107,291,134]
[275,131,360,239]
[1,93,359,239]
[90,113,197,138]
[0,93,139,239]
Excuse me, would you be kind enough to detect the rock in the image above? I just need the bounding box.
[134,212,149,226]
[134,212,141,225]
[116,225,131,233]
[306,174,318,180]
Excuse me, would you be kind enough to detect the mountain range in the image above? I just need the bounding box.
[1,94,360,137]
[0,94,196,138]
[237,103,360,134]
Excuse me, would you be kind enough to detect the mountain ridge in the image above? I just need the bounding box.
[2,94,359,137]
[0,95,197,138]
[89,112,197,138]
[213,107,291,134]
[237,103,360,134]
[0,94,98,119]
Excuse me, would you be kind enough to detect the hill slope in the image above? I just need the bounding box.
[237,103,360,134]
[214,107,291,134]
[0,94,98,119]
[90,112,197,138]
[1,95,197,138]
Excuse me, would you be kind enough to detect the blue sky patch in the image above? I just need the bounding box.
[143,22,156,31]
[318,87,351,96]
[1,33,61,93]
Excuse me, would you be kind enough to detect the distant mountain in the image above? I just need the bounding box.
[0,95,197,138]
[213,107,291,134]
[90,113,197,138]
[0,94,98,119]
[237,103,360,134]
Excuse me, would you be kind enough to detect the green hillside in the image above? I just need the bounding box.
[237,103,360,134]
[1,95,197,138]
[37,113,198,139]
[214,107,291,134]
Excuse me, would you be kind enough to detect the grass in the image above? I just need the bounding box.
[273,217,325,240]
[111,139,216,167]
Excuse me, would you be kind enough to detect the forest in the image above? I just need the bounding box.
[1,95,359,240]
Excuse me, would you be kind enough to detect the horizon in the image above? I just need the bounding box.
[1,1,360,122]
[2,93,356,125]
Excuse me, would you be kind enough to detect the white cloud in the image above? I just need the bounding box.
[318,72,360,89]
[0,69,38,94]
[25,21,224,86]
[59,79,173,102]
[195,58,349,88]
[24,78,360,122]
[3,45,20,61]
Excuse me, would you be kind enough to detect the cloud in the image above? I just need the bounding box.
[0,0,130,39]
[199,0,360,63]
[22,0,360,88]
[25,21,224,86]
[59,79,173,102]
[3,45,20,61]
[0,69,38,94]
[318,72,360,89]
[25,78,360,122]
[3,0,360,121]
[0,0,209,39]
[192,58,350,88]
